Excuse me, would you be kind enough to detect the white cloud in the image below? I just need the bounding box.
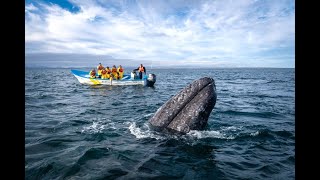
[25,0,295,67]
[25,3,38,12]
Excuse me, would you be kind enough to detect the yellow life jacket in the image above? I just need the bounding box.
[117,67,124,73]
[97,65,103,75]
[117,67,124,79]
[113,73,119,80]
[106,73,111,79]
[101,73,108,79]
[111,68,117,76]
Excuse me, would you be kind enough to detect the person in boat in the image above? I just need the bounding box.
[97,63,104,78]
[117,65,124,79]
[89,69,97,78]
[134,64,146,79]
[101,68,108,79]
[111,65,118,78]
[105,66,112,79]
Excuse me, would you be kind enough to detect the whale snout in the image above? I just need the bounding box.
[148,77,217,134]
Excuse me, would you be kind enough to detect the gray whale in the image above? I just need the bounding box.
[148,77,217,134]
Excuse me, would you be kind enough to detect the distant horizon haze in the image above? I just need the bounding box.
[25,53,295,68]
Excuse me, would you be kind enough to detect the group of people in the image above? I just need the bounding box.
[89,63,146,80]
[89,63,124,80]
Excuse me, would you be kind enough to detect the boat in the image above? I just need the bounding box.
[71,69,156,86]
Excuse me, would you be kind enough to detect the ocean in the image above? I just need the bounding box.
[25,68,295,179]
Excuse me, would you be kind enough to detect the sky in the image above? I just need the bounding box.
[25,0,295,68]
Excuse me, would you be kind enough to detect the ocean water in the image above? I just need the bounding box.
[25,68,295,179]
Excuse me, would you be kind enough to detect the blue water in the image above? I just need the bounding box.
[25,68,295,179]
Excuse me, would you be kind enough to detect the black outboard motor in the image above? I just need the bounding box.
[131,70,138,80]
[144,74,156,87]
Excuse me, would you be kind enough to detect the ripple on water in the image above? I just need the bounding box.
[25,68,295,179]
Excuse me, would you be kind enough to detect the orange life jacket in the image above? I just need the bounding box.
[98,65,103,70]
[101,69,106,74]
[139,66,144,72]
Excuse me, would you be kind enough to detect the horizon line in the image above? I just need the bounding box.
[25,66,295,69]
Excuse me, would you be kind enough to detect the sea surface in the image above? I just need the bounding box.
[25,68,295,180]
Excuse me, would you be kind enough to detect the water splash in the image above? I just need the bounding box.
[81,121,106,134]
[250,131,260,136]
[128,122,165,140]
[187,130,235,139]
[143,113,154,118]
[128,123,240,140]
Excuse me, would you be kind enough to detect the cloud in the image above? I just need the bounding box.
[25,0,295,67]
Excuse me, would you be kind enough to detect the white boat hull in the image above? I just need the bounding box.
[73,74,145,85]
[71,70,150,86]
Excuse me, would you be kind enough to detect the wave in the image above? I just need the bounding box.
[234,129,294,141]
[143,113,155,118]
[186,130,235,139]
[220,110,282,118]
[267,79,288,83]
[128,123,240,140]
[81,121,106,134]
[79,109,105,115]
[80,119,117,134]
[128,122,294,143]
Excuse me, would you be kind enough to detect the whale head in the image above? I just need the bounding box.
[148,77,217,134]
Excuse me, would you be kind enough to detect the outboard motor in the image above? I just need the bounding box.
[144,74,156,87]
[131,71,138,80]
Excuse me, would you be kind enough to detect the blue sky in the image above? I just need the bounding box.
[25,0,295,68]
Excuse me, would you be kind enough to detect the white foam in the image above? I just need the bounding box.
[128,122,164,140]
[187,130,235,139]
[80,117,118,134]
[250,131,260,136]
[127,122,242,141]
[143,113,154,118]
[81,121,106,134]
[220,126,243,132]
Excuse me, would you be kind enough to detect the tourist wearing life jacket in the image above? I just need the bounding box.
[101,69,108,79]
[97,63,104,78]
[117,65,124,79]
[113,72,120,80]
[89,69,97,78]
[134,64,146,79]
[105,67,111,79]
[111,65,118,78]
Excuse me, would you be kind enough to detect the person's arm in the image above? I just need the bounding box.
[133,67,139,71]
[144,67,146,74]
